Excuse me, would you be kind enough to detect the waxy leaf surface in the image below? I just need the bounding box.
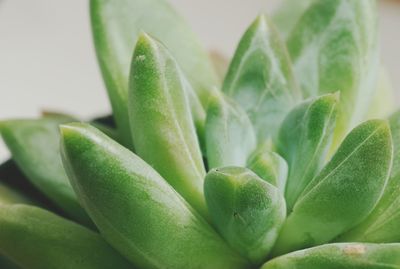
[0,205,131,269]
[206,93,256,169]
[205,167,286,265]
[223,15,300,141]
[263,243,400,269]
[129,33,207,217]
[273,120,393,255]
[277,94,338,211]
[91,0,217,147]
[61,123,248,269]
[0,117,91,225]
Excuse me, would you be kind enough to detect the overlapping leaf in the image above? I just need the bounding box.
[60,123,249,269]
[287,0,379,146]
[91,0,217,147]
[205,167,285,265]
[273,120,393,255]
[0,116,91,225]
[223,15,300,141]
[277,94,338,211]
[128,33,207,217]
[206,93,256,169]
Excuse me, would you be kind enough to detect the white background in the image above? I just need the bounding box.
[0,0,399,161]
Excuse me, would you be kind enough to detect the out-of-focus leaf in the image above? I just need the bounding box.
[91,0,217,148]
[205,167,286,265]
[277,94,338,211]
[0,160,54,209]
[0,116,92,226]
[60,123,249,269]
[247,150,288,193]
[272,0,314,40]
[0,183,32,206]
[0,255,20,269]
[287,0,379,147]
[339,111,400,242]
[210,50,229,82]
[205,92,256,169]
[367,67,395,119]
[0,204,131,269]
[129,33,207,218]
[223,15,300,142]
[263,243,400,269]
[273,120,393,255]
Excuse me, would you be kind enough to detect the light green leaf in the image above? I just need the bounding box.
[366,67,395,119]
[91,0,217,147]
[338,111,400,243]
[0,116,91,226]
[287,0,379,147]
[273,120,393,255]
[204,167,286,265]
[247,150,288,193]
[60,123,249,269]
[263,243,400,269]
[205,92,256,169]
[272,0,314,40]
[0,204,131,269]
[223,15,300,142]
[129,33,207,218]
[277,94,338,211]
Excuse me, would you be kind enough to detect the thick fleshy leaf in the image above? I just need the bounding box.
[247,150,288,193]
[0,205,131,269]
[204,167,286,265]
[129,33,207,217]
[273,120,393,255]
[287,0,379,146]
[263,243,400,269]
[205,92,256,169]
[277,94,338,211]
[223,15,300,142]
[339,111,400,242]
[0,117,91,226]
[91,0,217,147]
[60,123,249,269]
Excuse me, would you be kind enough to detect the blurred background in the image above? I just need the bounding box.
[0,0,399,161]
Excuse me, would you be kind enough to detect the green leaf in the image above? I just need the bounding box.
[223,15,300,142]
[277,94,339,211]
[205,92,256,169]
[91,0,217,147]
[338,111,400,242]
[60,123,249,269]
[272,120,393,255]
[204,167,286,265]
[263,243,400,269]
[272,0,314,40]
[129,33,208,218]
[0,204,131,269]
[287,0,379,147]
[0,117,91,226]
[366,67,395,119]
[247,150,288,193]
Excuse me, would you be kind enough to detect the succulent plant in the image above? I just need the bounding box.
[1,0,399,268]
